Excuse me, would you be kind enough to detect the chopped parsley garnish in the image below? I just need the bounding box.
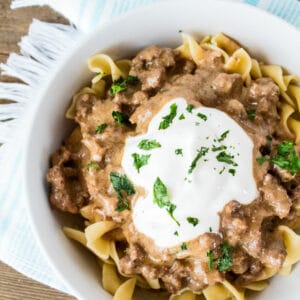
[187,217,199,226]
[246,109,256,121]
[138,139,161,150]
[218,130,230,142]
[112,111,129,125]
[132,153,150,173]
[217,242,234,271]
[159,103,177,130]
[188,147,209,173]
[209,227,212,232]
[109,75,138,96]
[109,172,135,212]
[95,123,107,134]
[174,230,179,236]
[186,104,194,113]
[216,151,238,166]
[256,156,267,165]
[175,148,183,156]
[211,145,227,152]
[270,141,300,175]
[207,242,234,272]
[86,161,100,171]
[179,113,185,120]
[197,112,207,121]
[181,243,187,251]
[219,166,225,174]
[153,177,180,226]
[228,169,236,176]
[207,250,214,271]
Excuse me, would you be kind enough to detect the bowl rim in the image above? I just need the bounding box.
[23,0,300,299]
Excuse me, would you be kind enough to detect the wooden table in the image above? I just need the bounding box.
[0,1,75,299]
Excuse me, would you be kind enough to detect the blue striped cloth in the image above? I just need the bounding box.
[0,0,299,295]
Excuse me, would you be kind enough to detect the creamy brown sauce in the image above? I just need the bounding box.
[47,45,299,293]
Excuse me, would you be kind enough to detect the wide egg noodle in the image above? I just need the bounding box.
[112,277,137,300]
[102,263,123,295]
[177,33,204,65]
[224,48,252,82]
[210,32,240,56]
[85,221,117,261]
[65,87,95,119]
[87,53,130,82]
[63,227,87,246]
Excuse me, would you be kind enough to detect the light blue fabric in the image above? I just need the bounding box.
[0,0,299,295]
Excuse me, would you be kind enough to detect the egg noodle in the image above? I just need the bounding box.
[63,33,300,300]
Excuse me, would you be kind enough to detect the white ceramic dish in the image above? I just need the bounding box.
[24,0,300,299]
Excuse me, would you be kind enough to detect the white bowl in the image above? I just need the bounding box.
[24,0,300,299]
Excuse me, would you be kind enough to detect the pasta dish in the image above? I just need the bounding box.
[46,32,300,300]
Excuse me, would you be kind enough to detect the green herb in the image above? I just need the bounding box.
[270,141,300,175]
[218,130,230,142]
[256,156,267,165]
[187,217,199,226]
[209,227,212,232]
[266,135,273,141]
[138,139,161,150]
[181,243,187,251]
[217,242,234,271]
[159,103,177,130]
[174,230,179,236]
[186,104,194,113]
[132,153,151,173]
[207,242,234,272]
[246,109,256,121]
[95,123,107,134]
[197,112,207,121]
[109,75,138,96]
[228,169,236,176]
[153,177,180,225]
[179,113,185,120]
[112,111,129,125]
[109,172,135,212]
[216,151,238,166]
[207,250,214,271]
[211,145,227,152]
[188,147,209,173]
[175,148,183,156]
[219,166,226,174]
[86,161,100,171]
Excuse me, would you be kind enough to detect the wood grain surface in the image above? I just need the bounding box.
[0,0,75,299]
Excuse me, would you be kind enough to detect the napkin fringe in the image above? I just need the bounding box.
[0,18,78,164]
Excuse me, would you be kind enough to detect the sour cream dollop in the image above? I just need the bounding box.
[122,98,258,248]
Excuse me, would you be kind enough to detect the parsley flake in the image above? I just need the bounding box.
[95,123,107,134]
[179,113,185,120]
[186,104,194,113]
[218,130,230,142]
[228,169,236,176]
[256,156,267,165]
[188,147,209,173]
[181,243,187,251]
[112,111,130,125]
[138,139,161,150]
[246,109,256,121]
[271,141,300,175]
[132,153,150,173]
[175,148,183,156]
[216,151,238,166]
[211,145,227,152]
[187,217,199,226]
[174,231,179,236]
[197,112,207,121]
[86,161,100,171]
[217,242,234,271]
[109,172,135,212]
[109,76,138,96]
[159,103,177,130]
[207,250,214,271]
[153,177,180,226]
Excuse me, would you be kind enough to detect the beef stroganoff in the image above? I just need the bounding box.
[47,32,300,300]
